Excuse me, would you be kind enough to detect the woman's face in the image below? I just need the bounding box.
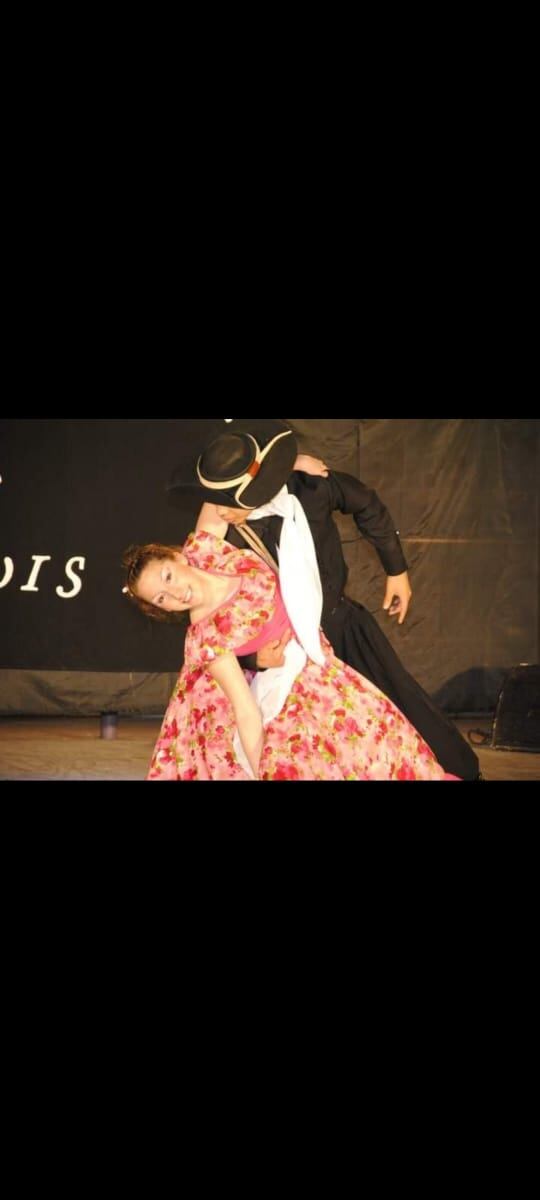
[136,553,201,613]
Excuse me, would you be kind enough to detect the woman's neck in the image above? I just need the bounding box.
[190,567,236,624]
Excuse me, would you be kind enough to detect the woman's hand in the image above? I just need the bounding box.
[294,454,329,477]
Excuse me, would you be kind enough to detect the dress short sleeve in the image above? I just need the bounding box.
[183,533,278,670]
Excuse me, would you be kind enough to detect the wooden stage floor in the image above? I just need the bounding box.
[0,717,538,782]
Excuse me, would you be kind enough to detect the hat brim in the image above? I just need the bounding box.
[167,427,298,510]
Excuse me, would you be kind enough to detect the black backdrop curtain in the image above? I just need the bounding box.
[1,418,538,714]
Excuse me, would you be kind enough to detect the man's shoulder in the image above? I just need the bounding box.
[288,471,334,517]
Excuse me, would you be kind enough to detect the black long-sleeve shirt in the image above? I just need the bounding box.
[227,470,408,661]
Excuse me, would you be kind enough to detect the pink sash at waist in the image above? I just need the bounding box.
[236,592,292,658]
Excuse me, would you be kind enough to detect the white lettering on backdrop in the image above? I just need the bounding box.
[0,422,233,599]
[0,555,86,598]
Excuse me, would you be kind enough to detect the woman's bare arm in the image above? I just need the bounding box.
[195,503,228,537]
[208,652,263,777]
[294,454,329,476]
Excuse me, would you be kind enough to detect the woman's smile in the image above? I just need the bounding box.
[136,554,200,613]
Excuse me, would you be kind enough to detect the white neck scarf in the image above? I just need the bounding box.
[249,486,325,667]
[232,487,325,777]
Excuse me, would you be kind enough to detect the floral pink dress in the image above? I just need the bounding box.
[148,531,456,782]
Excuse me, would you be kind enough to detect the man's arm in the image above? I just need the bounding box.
[327,472,407,573]
[329,471,412,624]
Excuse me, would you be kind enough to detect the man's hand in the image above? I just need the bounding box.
[256,630,292,669]
[294,454,329,477]
[383,572,412,625]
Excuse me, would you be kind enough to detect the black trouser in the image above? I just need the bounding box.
[323,596,480,780]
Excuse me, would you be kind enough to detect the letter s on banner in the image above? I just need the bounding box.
[56,557,86,600]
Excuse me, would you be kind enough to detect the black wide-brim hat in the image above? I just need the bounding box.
[167,419,298,510]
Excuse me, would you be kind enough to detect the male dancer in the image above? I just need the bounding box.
[167,419,480,780]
